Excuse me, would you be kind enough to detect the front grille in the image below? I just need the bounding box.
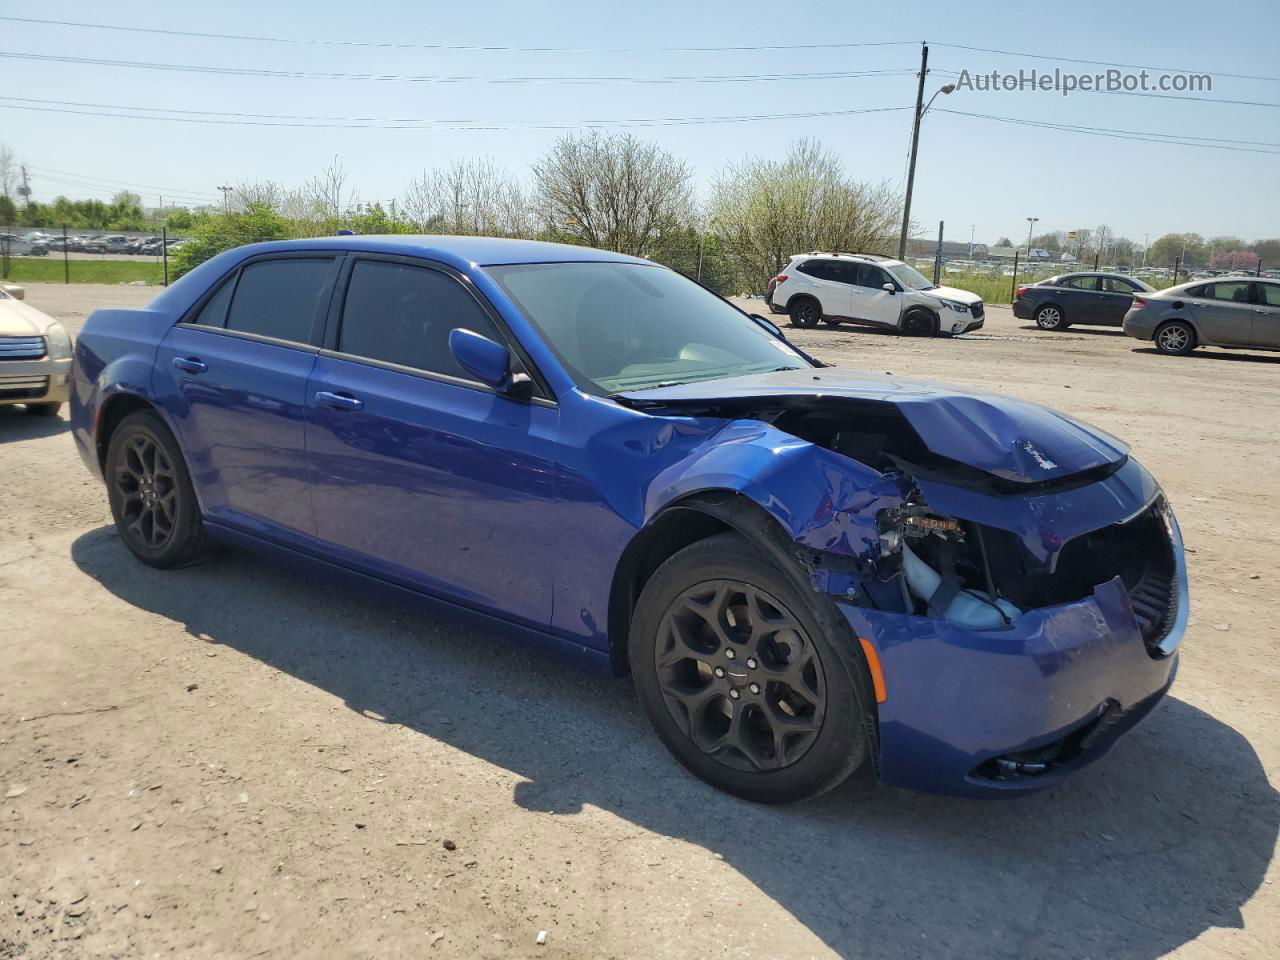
[970,302,984,320]
[0,375,50,398]
[0,336,46,360]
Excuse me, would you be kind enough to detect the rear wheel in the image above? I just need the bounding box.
[1154,321,1196,356]
[1035,304,1068,330]
[629,532,872,804]
[788,297,821,329]
[106,410,213,568]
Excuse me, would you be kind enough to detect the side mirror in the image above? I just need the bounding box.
[449,328,513,390]
[882,283,896,294]
[748,313,784,339]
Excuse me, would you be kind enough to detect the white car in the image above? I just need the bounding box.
[0,284,73,416]
[766,252,985,336]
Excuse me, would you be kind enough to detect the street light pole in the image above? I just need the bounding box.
[1025,217,1039,261]
[217,185,233,214]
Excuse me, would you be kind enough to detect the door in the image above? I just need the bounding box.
[1251,281,1280,348]
[1055,275,1102,321]
[793,260,852,318]
[1190,280,1255,346]
[304,256,559,628]
[849,263,903,327]
[1097,276,1141,324]
[154,254,337,543]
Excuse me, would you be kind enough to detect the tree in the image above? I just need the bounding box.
[1147,233,1205,268]
[532,131,693,255]
[0,144,17,200]
[402,158,531,236]
[994,236,1013,247]
[1210,249,1262,272]
[302,156,352,230]
[708,139,901,292]
[1249,238,1280,266]
[0,194,15,226]
[170,203,290,279]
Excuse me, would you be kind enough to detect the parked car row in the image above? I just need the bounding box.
[2,232,186,256]
[1015,271,1280,356]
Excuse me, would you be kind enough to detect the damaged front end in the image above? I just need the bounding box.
[623,370,1187,795]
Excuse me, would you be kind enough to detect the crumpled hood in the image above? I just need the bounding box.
[619,368,1128,485]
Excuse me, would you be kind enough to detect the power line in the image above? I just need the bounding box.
[0,16,917,53]
[26,164,222,200]
[934,108,1280,154]
[0,50,916,85]
[930,42,1280,84]
[0,96,913,130]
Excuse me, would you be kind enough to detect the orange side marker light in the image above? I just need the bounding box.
[858,637,888,704]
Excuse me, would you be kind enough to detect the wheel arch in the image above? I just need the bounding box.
[785,292,820,314]
[902,305,939,334]
[606,490,844,677]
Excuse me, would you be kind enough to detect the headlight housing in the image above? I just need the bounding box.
[44,321,72,358]
[937,299,970,313]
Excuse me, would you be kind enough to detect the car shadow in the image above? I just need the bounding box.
[0,405,67,443]
[70,527,1279,960]
[1017,324,1126,336]
[1131,347,1280,364]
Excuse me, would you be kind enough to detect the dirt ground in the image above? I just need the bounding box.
[2,283,1277,960]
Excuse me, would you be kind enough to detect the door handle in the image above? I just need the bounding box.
[172,356,207,374]
[314,390,364,412]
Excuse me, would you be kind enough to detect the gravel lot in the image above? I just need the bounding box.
[3,283,1277,959]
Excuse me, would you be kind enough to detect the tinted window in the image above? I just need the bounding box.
[797,260,839,281]
[1258,283,1280,307]
[225,258,333,343]
[856,264,893,289]
[1201,281,1251,303]
[338,260,504,380]
[1063,276,1098,290]
[192,276,235,327]
[1102,277,1138,293]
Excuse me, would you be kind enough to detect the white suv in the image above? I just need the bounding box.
[767,252,985,336]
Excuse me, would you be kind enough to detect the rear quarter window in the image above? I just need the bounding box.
[224,258,334,344]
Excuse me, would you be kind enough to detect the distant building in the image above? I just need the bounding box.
[988,246,1054,262]
[905,239,990,259]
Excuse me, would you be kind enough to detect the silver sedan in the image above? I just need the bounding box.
[1123,276,1280,356]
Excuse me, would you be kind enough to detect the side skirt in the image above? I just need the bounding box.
[204,520,613,674]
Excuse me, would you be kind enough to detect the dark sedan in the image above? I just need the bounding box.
[1014,272,1156,330]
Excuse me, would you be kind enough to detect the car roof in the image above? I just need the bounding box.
[233,235,653,269]
[792,251,905,267]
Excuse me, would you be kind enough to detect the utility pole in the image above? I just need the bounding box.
[897,43,929,260]
[16,165,31,208]
[1141,232,1149,269]
[217,184,233,214]
[969,224,975,259]
[1025,217,1039,265]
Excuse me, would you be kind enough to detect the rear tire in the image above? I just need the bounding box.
[1154,320,1196,355]
[788,297,821,329]
[105,410,213,568]
[629,532,873,804]
[1035,304,1068,330]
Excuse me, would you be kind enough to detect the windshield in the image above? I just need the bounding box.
[487,262,811,393]
[885,262,937,290]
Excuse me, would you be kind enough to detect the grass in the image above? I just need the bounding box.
[0,258,165,285]
[932,271,1175,305]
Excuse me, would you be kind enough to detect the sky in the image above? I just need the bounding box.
[2,0,1278,247]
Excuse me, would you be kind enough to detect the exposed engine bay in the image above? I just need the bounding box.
[623,390,1177,652]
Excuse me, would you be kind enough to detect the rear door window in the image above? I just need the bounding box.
[224,258,335,344]
[1102,277,1138,293]
[1257,283,1280,307]
[337,259,505,381]
[1201,281,1251,303]
[1063,276,1099,290]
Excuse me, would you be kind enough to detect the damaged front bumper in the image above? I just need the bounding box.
[838,507,1187,797]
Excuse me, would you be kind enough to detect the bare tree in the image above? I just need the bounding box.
[231,180,283,214]
[532,132,693,255]
[401,158,531,236]
[709,139,901,292]
[303,156,353,227]
[0,144,17,199]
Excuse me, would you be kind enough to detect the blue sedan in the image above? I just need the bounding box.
[70,236,1186,802]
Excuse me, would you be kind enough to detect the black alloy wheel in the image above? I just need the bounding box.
[789,298,821,328]
[653,580,826,773]
[106,410,212,568]
[630,532,873,803]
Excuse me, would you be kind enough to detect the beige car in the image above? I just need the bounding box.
[0,283,73,416]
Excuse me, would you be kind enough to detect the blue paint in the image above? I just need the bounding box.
[71,236,1188,796]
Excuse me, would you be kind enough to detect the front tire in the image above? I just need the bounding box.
[629,532,872,804]
[1154,321,1196,355]
[1035,304,1068,330]
[901,308,938,337]
[105,410,212,568]
[788,297,821,329]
